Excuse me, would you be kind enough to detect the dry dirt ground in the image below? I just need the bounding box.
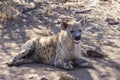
[0,0,120,80]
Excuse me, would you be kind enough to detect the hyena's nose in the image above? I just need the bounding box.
[75,35,81,40]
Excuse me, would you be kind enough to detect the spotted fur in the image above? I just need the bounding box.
[7,21,92,70]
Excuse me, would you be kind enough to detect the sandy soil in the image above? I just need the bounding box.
[0,0,120,80]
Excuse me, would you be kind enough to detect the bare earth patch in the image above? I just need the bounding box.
[0,0,120,80]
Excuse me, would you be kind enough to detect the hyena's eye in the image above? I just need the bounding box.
[78,29,81,32]
[70,30,74,33]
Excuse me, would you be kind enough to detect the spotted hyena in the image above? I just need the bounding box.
[7,19,92,70]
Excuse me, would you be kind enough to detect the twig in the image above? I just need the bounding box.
[75,9,92,14]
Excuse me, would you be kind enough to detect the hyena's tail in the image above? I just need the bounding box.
[39,27,54,36]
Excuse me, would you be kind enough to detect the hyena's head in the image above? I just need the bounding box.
[61,19,85,44]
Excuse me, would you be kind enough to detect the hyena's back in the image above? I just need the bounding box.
[14,35,58,65]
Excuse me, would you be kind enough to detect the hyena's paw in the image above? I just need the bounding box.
[79,62,92,68]
[6,57,19,66]
[55,60,73,70]
[6,60,14,67]
[75,57,93,68]
[6,59,20,66]
[63,63,73,70]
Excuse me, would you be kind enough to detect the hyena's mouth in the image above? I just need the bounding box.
[73,40,80,44]
[72,36,81,44]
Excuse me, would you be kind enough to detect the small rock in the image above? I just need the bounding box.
[105,18,119,25]
[100,72,109,77]
[86,48,104,57]
[30,2,35,8]
[26,74,38,80]
[29,76,34,79]
[100,0,109,1]
[40,77,48,80]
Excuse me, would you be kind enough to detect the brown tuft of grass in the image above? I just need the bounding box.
[39,27,54,36]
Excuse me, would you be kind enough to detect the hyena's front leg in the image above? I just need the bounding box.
[12,58,33,66]
[54,56,73,70]
[7,49,33,66]
[74,57,92,68]
[7,40,35,66]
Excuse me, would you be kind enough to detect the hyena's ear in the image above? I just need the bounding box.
[61,21,68,30]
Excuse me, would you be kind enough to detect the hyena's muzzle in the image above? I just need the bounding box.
[70,29,82,43]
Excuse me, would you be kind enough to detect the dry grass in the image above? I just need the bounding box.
[58,73,76,80]
[0,0,17,22]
